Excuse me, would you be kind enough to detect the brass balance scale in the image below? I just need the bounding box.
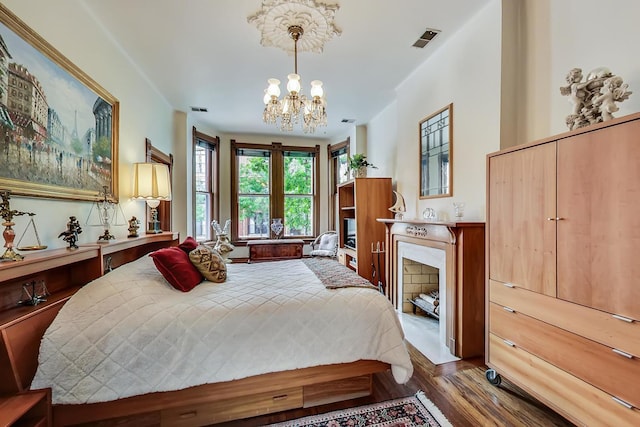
[1,190,46,262]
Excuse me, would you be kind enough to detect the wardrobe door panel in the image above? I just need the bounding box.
[557,120,640,320]
[488,143,556,295]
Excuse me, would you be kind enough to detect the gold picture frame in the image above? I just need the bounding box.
[0,4,119,202]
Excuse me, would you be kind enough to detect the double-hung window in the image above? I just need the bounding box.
[193,128,219,241]
[231,141,319,241]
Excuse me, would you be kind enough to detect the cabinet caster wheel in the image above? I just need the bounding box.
[486,369,502,386]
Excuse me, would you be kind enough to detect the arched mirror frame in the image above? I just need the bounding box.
[419,103,453,199]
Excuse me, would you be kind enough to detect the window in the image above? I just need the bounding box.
[327,139,349,230]
[192,128,219,241]
[231,141,319,241]
[284,150,314,236]
[236,147,271,239]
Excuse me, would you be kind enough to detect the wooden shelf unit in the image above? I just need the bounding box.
[0,389,51,427]
[337,178,392,284]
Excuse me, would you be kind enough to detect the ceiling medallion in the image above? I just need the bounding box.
[248,0,341,54]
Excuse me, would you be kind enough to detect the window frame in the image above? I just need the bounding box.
[192,127,219,241]
[327,138,350,231]
[231,140,319,243]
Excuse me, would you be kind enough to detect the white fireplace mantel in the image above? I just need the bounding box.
[378,219,485,359]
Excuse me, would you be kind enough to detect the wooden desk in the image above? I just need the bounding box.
[247,239,304,263]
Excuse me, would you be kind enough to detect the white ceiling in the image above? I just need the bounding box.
[81,0,490,139]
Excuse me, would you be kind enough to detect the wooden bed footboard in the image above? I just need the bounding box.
[54,360,390,426]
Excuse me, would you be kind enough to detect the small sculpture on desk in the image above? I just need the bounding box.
[128,216,140,238]
[211,219,234,263]
[388,191,406,220]
[58,216,82,249]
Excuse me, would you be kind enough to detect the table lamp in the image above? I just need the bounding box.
[131,162,172,233]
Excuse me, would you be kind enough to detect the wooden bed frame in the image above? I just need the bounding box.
[0,233,390,426]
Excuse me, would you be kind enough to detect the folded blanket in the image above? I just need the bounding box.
[303,257,379,290]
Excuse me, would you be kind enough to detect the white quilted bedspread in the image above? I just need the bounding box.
[31,256,413,404]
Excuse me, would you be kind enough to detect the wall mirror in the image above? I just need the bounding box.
[419,104,452,198]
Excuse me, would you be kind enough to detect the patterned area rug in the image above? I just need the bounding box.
[266,392,452,427]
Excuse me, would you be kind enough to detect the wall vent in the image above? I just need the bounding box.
[190,106,208,112]
[341,118,356,123]
[412,28,440,48]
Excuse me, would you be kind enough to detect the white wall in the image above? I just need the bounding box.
[366,1,502,222]
[520,0,640,143]
[3,0,175,247]
[366,101,397,182]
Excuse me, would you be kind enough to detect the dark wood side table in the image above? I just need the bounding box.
[0,389,51,426]
[247,239,304,263]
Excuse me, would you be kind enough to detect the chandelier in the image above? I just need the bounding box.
[262,25,327,134]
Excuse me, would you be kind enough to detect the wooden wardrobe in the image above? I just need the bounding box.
[486,113,640,426]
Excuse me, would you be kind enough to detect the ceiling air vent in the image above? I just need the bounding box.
[341,118,356,123]
[412,28,440,48]
[190,106,208,112]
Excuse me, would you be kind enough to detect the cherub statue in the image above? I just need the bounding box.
[560,68,592,116]
[560,67,631,129]
[58,216,83,249]
[127,216,140,238]
[592,76,633,121]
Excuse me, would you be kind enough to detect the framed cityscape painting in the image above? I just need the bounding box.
[0,4,119,202]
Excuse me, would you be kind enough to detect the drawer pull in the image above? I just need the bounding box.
[503,283,515,288]
[503,339,516,347]
[272,394,289,401]
[503,306,515,313]
[612,396,634,410]
[612,348,634,359]
[179,411,197,419]
[612,314,635,323]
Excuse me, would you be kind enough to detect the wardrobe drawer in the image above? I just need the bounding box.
[488,334,640,427]
[160,386,303,426]
[490,303,640,409]
[489,279,640,356]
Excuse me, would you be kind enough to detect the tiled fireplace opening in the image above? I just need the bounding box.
[402,259,440,319]
[396,241,450,357]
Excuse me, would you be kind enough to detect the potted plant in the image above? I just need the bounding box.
[347,154,377,178]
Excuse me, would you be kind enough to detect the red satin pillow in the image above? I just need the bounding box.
[149,247,203,292]
[178,236,198,254]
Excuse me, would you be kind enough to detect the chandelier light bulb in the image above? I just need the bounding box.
[286,73,301,94]
[266,78,281,97]
[309,80,324,98]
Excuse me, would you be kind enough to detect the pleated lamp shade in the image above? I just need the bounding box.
[131,163,172,207]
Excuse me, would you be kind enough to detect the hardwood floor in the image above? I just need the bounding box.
[218,342,574,426]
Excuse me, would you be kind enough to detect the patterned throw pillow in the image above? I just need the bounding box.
[189,245,227,283]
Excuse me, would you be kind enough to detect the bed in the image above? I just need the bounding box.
[29,252,412,425]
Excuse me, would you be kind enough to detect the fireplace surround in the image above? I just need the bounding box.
[378,219,485,358]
